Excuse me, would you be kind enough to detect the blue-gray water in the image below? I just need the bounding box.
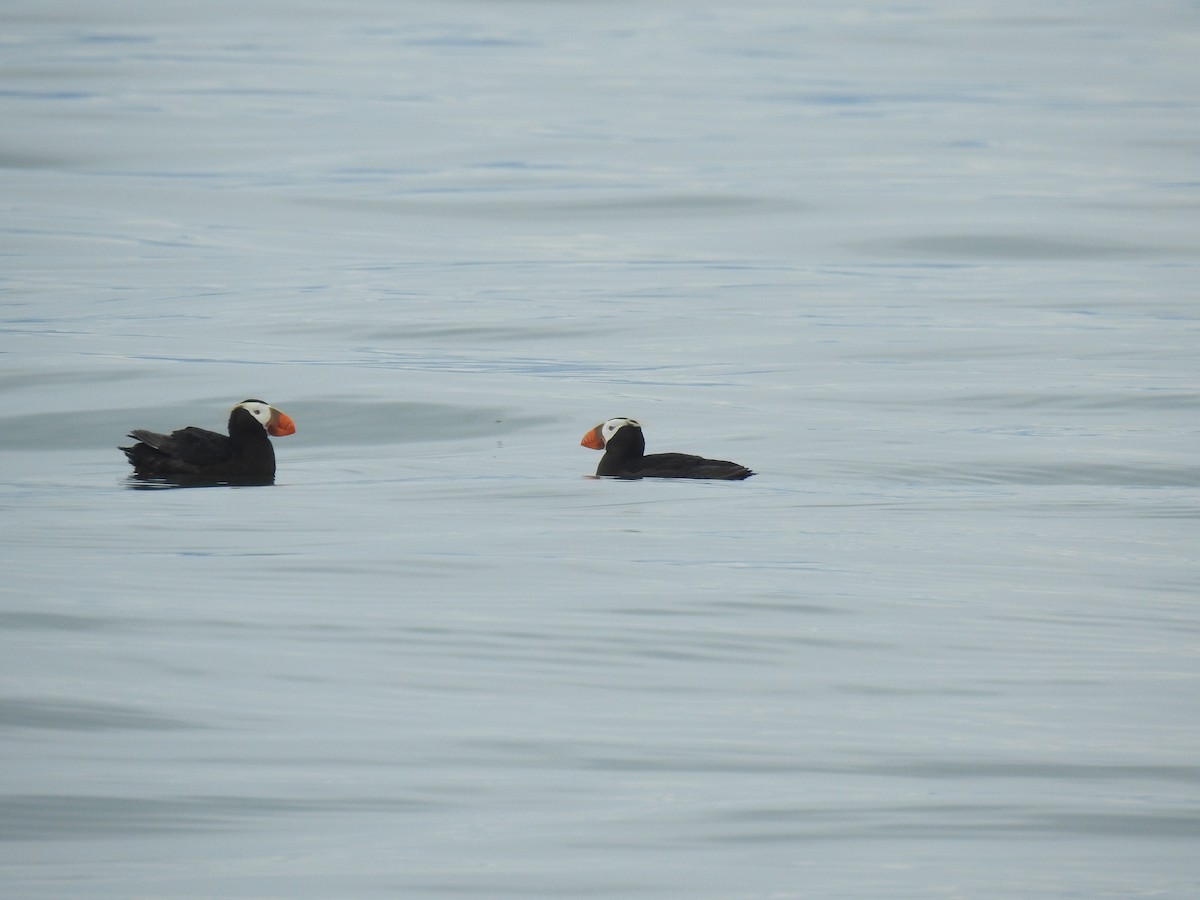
[2,1,1198,897]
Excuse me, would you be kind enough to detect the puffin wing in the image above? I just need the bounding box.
[128,426,233,466]
[634,452,754,481]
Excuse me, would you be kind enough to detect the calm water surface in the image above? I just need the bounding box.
[2,1,1199,897]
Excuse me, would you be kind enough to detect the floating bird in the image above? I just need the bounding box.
[581,417,753,480]
[121,399,295,484]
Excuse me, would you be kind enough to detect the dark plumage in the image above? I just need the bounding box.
[581,417,754,480]
[121,399,296,485]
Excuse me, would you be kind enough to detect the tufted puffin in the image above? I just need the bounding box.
[121,399,296,485]
[581,417,754,480]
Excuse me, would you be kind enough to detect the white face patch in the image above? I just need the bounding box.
[234,400,273,430]
[598,417,640,447]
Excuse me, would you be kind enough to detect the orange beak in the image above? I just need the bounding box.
[580,424,605,450]
[268,408,296,437]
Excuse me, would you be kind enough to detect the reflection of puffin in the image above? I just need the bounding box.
[121,399,296,484]
[581,417,753,480]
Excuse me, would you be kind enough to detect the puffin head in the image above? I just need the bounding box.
[234,399,296,437]
[581,417,641,450]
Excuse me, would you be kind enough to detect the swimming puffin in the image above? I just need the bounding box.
[121,399,296,484]
[580,417,754,480]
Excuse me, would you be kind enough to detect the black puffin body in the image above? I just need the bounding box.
[581,417,754,480]
[121,399,296,485]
